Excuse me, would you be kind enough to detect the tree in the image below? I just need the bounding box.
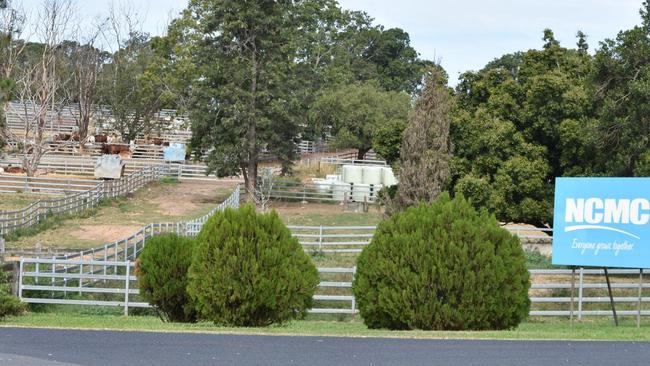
[0,0,25,148]
[11,0,73,176]
[591,2,650,176]
[57,29,107,142]
[98,7,171,142]
[393,67,452,211]
[309,81,410,160]
[177,0,308,202]
[451,30,598,225]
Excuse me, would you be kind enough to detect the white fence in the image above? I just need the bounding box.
[0,166,169,238]
[16,261,650,318]
[267,181,381,203]
[288,226,374,253]
[0,156,227,181]
[286,225,551,254]
[16,260,356,316]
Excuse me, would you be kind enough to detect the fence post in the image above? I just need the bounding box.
[318,225,323,252]
[638,269,643,328]
[570,267,575,323]
[17,259,23,299]
[124,261,130,317]
[578,267,584,320]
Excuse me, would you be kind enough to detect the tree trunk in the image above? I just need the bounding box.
[245,43,259,203]
[357,147,370,160]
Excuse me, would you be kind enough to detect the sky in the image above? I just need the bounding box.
[17,0,646,86]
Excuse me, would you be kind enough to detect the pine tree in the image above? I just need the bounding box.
[393,67,452,212]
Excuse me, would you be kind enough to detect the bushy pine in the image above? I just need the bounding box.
[136,234,197,323]
[0,268,25,319]
[353,193,530,330]
[187,204,319,327]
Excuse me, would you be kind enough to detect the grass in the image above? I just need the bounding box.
[2,312,650,341]
[0,192,56,211]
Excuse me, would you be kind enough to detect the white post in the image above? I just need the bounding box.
[124,261,130,316]
[578,267,584,320]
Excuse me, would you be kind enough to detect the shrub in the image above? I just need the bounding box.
[352,193,530,330]
[0,267,25,319]
[136,233,197,323]
[187,204,319,326]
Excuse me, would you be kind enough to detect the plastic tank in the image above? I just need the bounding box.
[362,166,383,185]
[163,143,186,162]
[313,179,332,196]
[342,165,364,184]
[382,167,398,186]
[94,155,125,180]
[352,183,371,202]
[332,182,351,201]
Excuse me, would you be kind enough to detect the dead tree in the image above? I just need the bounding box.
[392,67,453,213]
[12,0,73,176]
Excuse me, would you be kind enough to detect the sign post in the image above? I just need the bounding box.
[552,177,650,324]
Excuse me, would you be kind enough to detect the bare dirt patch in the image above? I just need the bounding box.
[70,225,142,243]
[150,180,237,217]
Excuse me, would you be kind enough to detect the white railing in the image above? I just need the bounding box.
[17,259,355,316]
[17,262,650,318]
[0,166,169,237]
[288,226,375,253]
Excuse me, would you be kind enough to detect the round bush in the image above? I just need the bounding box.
[187,204,319,326]
[0,269,25,319]
[353,193,530,330]
[136,233,197,323]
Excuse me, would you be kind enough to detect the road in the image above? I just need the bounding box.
[0,327,649,365]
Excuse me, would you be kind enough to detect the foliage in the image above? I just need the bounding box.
[0,267,25,319]
[187,204,319,327]
[591,1,650,176]
[309,81,410,160]
[353,194,531,330]
[393,67,452,212]
[99,32,172,141]
[451,30,595,226]
[136,233,197,323]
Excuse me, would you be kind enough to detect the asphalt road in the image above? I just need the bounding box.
[1,327,649,366]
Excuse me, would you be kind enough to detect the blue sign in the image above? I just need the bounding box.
[163,143,186,162]
[552,177,650,268]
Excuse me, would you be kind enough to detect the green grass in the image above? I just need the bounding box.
[2,312,650,341]
[0,192,56,211]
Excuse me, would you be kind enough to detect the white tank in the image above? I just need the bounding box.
[382,167,398,186]
[342,165,363,184]
[352,183,371,202]
[313,179,332,195]
[332,182,351,201]
[362,166,383,185]
[325,174,341,182]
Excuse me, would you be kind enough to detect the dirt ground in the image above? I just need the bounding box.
[5,179,239,250]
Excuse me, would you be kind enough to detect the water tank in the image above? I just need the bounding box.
[163,143,186,162]
[312,179,332,197]
[342,165,363,184]
[382,167,398,186]
[94,155,125,180]
[325,174,341,182]
[352,183,371,202]
[362,166,383,185]
[332,182,351,201]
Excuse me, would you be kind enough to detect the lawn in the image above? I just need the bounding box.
[271,201,383,227]
[2,312,649,341]
[0,192,56,211]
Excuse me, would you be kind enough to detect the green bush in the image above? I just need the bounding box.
[136,233,197,322]
[352,193,530,330]
[0,267,25,319]
[187,204,319,326]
